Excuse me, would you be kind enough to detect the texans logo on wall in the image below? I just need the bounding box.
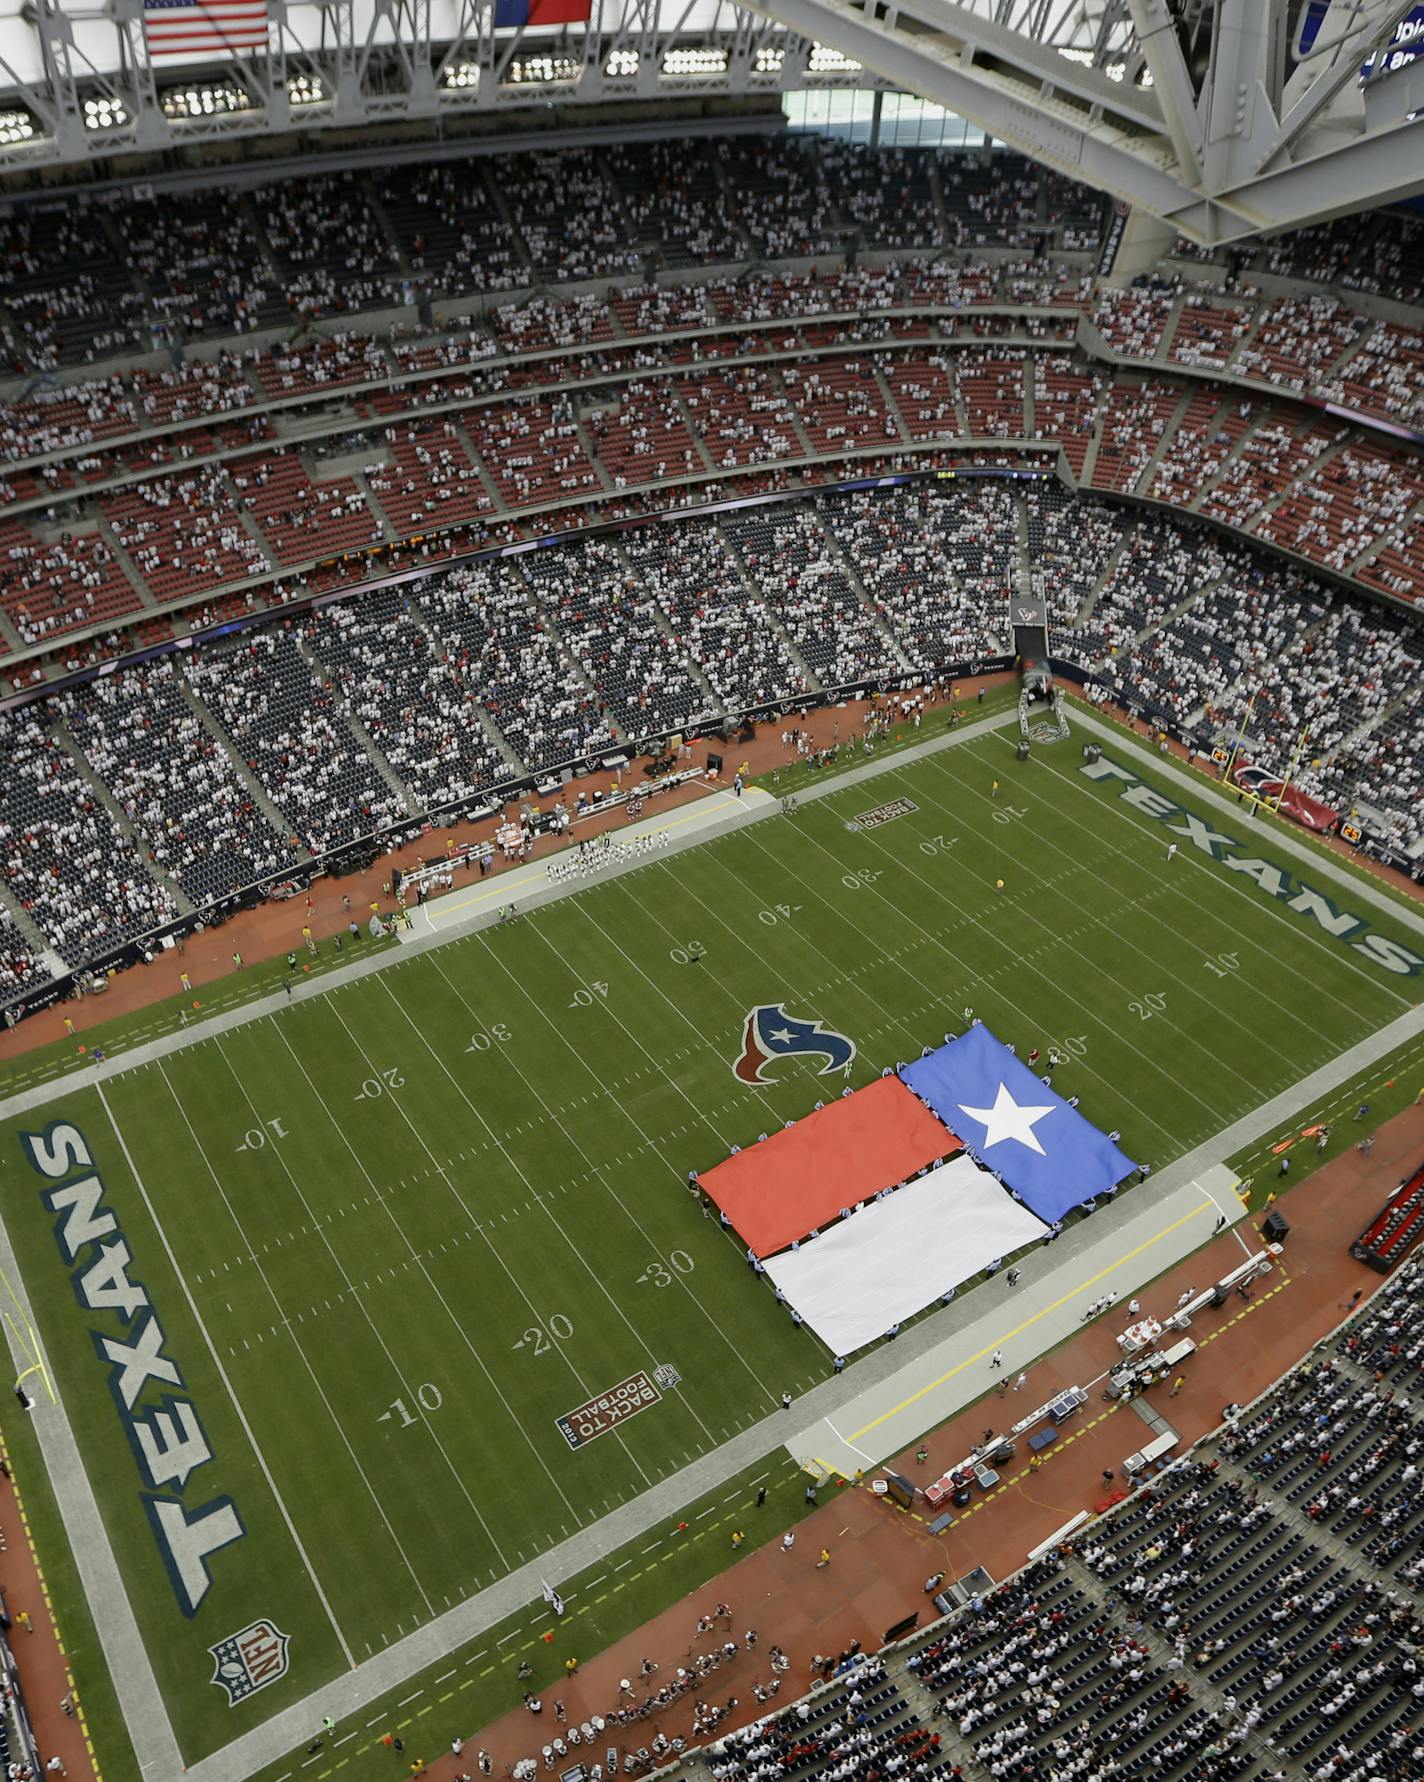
[1233,763,1339,832]
[734,1004,856,1084]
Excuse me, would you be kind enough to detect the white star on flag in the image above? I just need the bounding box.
[957,1081,1056,1155]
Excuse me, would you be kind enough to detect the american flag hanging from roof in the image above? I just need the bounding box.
[143,0,270,58]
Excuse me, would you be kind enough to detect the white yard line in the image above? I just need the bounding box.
[160,1054,439,1618]
[267,1020,513,1568]
[367,975,714,1457]
[426,937,782,1405]
[735,812,1187,1152]
[327,992,626,1505]
[102,1081,357,1660]
[1070,706,1424,943]
[917,742,1365,1053]
[640,846,929,1058]
[805,789,1252,1135]
[1015,733,1418,1011]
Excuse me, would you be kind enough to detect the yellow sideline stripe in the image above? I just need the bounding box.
[849,1199,1217,1443]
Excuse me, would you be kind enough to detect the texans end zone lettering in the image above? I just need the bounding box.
[19,1120,246,1617]
[1080,755,1423,977]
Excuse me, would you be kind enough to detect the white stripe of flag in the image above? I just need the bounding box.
[143,0,269,57]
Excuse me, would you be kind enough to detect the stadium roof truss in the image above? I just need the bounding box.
[0,0,848,172]
[742,0,1424,242]
[0,0,1419,241]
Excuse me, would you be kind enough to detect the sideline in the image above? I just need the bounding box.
[1070,708,1424,943]
[0,1143,181,1780]
[7,702,1423,1782]
[0,705,1014,1782]
[0,707,1014,1131]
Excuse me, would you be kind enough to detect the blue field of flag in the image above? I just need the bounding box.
[901,1024,1136,1222]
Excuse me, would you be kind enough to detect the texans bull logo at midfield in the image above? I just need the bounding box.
[734,1004,856,1084]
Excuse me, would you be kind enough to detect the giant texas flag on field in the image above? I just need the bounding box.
[900,1025,1135,1223]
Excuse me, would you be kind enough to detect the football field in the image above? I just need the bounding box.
[2,715,1421,1773]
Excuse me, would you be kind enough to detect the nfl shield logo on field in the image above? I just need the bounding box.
[652,1362,681,1390]
[209,1619,291,1705]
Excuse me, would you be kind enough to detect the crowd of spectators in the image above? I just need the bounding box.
[724,505,899,690]
[618,522,809,713]
[58,657,290,906]
[184,627,407,855]
[296,588,512,815]
[2,473,1423,997]
[476,1258,1424,1782]
[0,705,180,970]
[6,289,1420,675]
[420,560,619,773]
[2,139,1423,996]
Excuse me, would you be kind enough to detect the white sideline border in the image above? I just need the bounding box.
[0,698,1421,1782]
[1068,706,1424,944]
[0,708,1014,1780]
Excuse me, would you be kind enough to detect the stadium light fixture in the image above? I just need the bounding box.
[808,44,862,73]
[754,46,786,74]
[662,47,728,77]
[443,62,479,89]
[605,49,639,77]
[287,74,326,106]
[507,55,581,83]
[1057,47,1130,81]
[0,109,36,144]
[82,96,128,129]
[161,85,252,119]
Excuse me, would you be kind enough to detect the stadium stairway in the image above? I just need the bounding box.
[402,588,530,778]
[174,672,297,849]
[515,562,633,749]
[711,518,822,693]
[1349,494,1424,584]
[820,524,916,677]
[572,411,619,491]
[604,538,724,723]
[869,362,914,446]
[1112,563,1232,663]
[1129,387,1197,498]
[294,629,416,814]
[1072,527,1134,627]
[50,711,196,916]
[1013,494,1036,617]
[0,881,64,982]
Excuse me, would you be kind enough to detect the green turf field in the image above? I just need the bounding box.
[2,717,1420,1773]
